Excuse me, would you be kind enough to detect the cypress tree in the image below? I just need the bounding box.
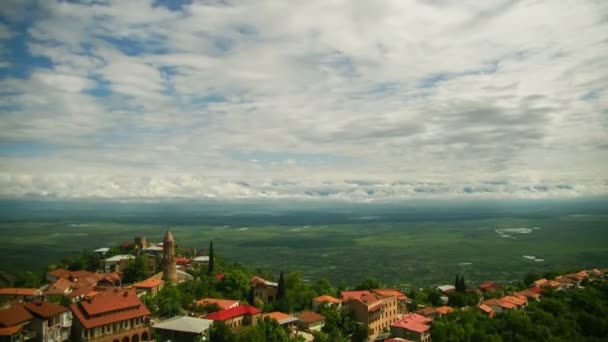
[208,241,215,275]
[454,275,461,292]
[460,275,466,292]
[277,270,285,300]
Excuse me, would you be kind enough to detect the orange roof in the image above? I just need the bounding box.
[547,280,562,287]
[533,279,548,287]
[262,312,298,325]
[0,325,23,336]
[45,278,72,295]
[391,317,430,333]
[48,269,70,279]
[502,296,526,306]
[23,301,68,318]
[0,288,40,296]
[372,288,407,299]
[401,313,432,324]
[70,289,149,329]
[313,295,342,304]
[435,306,454,315]
[297,311,325,324]
[416,307,437,317]
[484,298,515,310]
[196,298,239,310]
[478,304,495,315]
[0,305,34,327]
[132,278,164,289]
[340,290,371,300]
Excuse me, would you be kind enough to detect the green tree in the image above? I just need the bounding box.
[354,276,380,290]
[122,255,147,284]
[156,284,182,317]
[523,272,541,286]
[277,270,286,300]
[351,323,369,342]
[210,321,236,342]
[208,241,215,275]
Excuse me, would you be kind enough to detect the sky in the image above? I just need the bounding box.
[0,0,607,201]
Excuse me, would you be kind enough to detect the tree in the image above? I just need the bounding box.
[351,324,369,342]
[208,241,215,275]
[455,275,461,292]
[277,270,286,300]
[156,284,182,317]
[354,277,381,290]
[524,272,541,286]
[122,255,147,284]
[460,275,467,293]
[210,322,236,342]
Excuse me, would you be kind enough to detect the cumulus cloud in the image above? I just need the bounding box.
[0,0,607,201]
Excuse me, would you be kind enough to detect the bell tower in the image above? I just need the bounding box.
[162,229,178,284]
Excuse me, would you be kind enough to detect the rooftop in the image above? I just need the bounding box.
[435,306,455,315]
[205,305,260,321]
[250,276,278,287]
[153,316,213,334]
[70,289,150,329]
[0,288,41,296]
[340,290,371,300]
[372,288,407,299]
[196,298,239,310]
[132,278,164,289]
[297,311,325,324]
[23,301,68,319]
[104,255,135,262]
[0,305,33,327]
[391,316,431,333]
[313,295,342,304]
[94,248,110,253]
[261,312,298,325]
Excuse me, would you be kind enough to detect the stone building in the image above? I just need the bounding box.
[162,230,178,285]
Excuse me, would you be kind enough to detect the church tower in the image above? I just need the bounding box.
[162,229,178,284]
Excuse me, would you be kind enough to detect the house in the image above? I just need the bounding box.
[205,305,261,330]
[0,288,42,303]
[340,290,371,301]
[372,289,409,314]
[414,307,438,319]
[174,258,191,268]
[132,279,164,296]
[344,292,400,338]
[0,304,36,342]
[479,282,502,295]
[195,298,239,311]
[513,289,541,302]
[43,279,73,297]
[102,255,135,273]
[478,304,496,318]
[390,313,431,342]
[93,248,110,256]
[23,300,72,342]
[296,311,325,332]
[251,277,278,303]
[502,296,527,309]
[532,279,548,288]
[482,298,516,313]
[69,289,150,342]
[311,295,342,310]
[435,306,454,317]
[152,316,213,342]
[437,285,455,294]
[191,256,209,268]
[46,270,71,283]
[261,312,298,328]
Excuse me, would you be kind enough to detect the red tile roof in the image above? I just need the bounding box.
[0,288,40,296]
[261,312,298,325]
[391,316,431,333]
[478,304,495,315]
[313,295,342,304]
[0,305,33,327]
[132,278,164,289]
[435,306,454,315]
[205,305,260,321]
[23,301,68,319]
[479,282,496,290]
[196,298,239,310]
[47,269,70,279]
[297,311,325,324]
[340,290,371,300]
[0,325,23,336]
[215,273,225,281]
[400,313,432,324]
[44,278,72,295]
[372,288,407,299]
[70,289,149,329]
[415,307,437,317]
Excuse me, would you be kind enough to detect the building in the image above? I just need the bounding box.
[343,291,400,338]
[70,289,150,342]
[477,304,496,318]
[0,289,42,303]
[44,279,73,297]
[261,312,298,328]
[372,289,409,314]
[311,295,342,311]
[0,304,36,342]
[296,311,324,332]
[131,279,164,296]
[390,314,431,342]
[103,255,135,273]
[23,300,72,342]
[152,316,213,342]
[250,277,278,303]
[436,285,455,294]
[191,256,209,268]
[162,230,178,285]
[195,298,239,311]
[205,305,260,330]
[434,306,454,317]
[414,307,438,319]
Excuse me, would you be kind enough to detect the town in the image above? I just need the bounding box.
[1,229,607,342]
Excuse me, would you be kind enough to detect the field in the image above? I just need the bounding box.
[1,198,607,286]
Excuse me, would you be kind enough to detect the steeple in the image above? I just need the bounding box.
[162,228,177,284]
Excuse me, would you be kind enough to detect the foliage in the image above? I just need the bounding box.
[448,291,478,308]
[216,269,251,301]
[209,322,236,342]
[122,255,148,284]
[524,272,541,286]
[277,270,285,300]
[354,276,381,290]
[208,240,215,275]
[155,284,183,317]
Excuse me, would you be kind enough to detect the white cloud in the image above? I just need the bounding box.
[0,0,607,200]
